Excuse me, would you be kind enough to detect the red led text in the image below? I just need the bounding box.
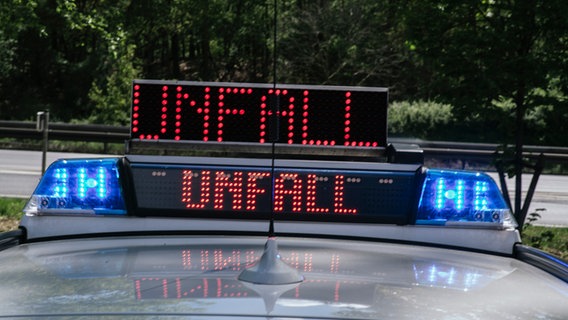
[181,170,357,214]
[132,82,386,147]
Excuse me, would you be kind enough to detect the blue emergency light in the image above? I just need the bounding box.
[24,158,126,215]
[416,169,513,227]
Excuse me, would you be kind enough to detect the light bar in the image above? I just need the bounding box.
[24,158,126,216]
[416,169,516,228]
[22,157,516,230]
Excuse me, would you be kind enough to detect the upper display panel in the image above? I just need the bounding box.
[131,80,388,148]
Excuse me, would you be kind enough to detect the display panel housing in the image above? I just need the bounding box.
[131,80,388,148]
[130,159,419,224]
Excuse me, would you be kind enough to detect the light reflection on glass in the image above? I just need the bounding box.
[412,262,493,291]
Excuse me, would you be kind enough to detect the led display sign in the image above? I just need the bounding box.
[131,80,388,147]
[131,161,418,223]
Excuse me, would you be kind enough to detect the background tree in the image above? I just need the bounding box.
[124,0,273,82]
[277,0,416,100]
[403,0,568,144]
[1,0,567,151]
[0,1,42,120]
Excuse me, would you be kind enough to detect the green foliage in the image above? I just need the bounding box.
[56,0,138,125]
[523,208,546,228]
[87,32,139,125]
[388,100,454,139]
[278,0,412,96]
[523,225,568,260]
[0,0,40,119]
[0,31,16,76]
[520,209,568,260]
[403,0,568,142]
[530,77,568,146]
[47,140,124,154]
[0,198,26,219]
[0,0,567,148]
[124,0,273,82]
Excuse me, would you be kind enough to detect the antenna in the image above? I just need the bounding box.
[272,0,278,87]
[269,0,279,227]
[269,218,275,237]
[238,236,304,285]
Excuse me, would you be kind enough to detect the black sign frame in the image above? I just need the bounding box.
[131,80,388,148]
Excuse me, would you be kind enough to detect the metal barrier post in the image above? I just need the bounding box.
[36,111,49,175]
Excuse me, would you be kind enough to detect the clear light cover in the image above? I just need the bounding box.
[24,158,126,215]
[417,169,516,228]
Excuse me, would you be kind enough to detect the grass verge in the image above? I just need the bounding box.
[0,198,27,232]
[0,197,567,260]
[522,225,568,260]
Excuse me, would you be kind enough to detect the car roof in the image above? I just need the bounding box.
[0,235,567,319]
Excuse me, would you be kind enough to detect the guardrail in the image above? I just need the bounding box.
[0,120,129,143]
[2,120,568,168]
[390,137,568,166]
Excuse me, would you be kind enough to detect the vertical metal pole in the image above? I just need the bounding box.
[514,103,524,220]
[496,161,512,211]
[41,111,49,175]
[519,154,545,234]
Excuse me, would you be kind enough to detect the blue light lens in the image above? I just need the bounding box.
[24,158,126,215]
[417,169,514,227]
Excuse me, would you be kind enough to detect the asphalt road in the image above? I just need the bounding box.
[1,149,566,226]
[0,150,109,198]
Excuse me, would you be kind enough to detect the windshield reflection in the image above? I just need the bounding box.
[30,242,513,306]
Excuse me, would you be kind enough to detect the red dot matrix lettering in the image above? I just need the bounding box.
[182,170,211,209]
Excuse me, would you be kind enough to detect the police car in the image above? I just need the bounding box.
[0,80,566,319]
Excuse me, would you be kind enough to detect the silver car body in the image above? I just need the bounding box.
[0,153,566,319]
[0,233,567,319]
